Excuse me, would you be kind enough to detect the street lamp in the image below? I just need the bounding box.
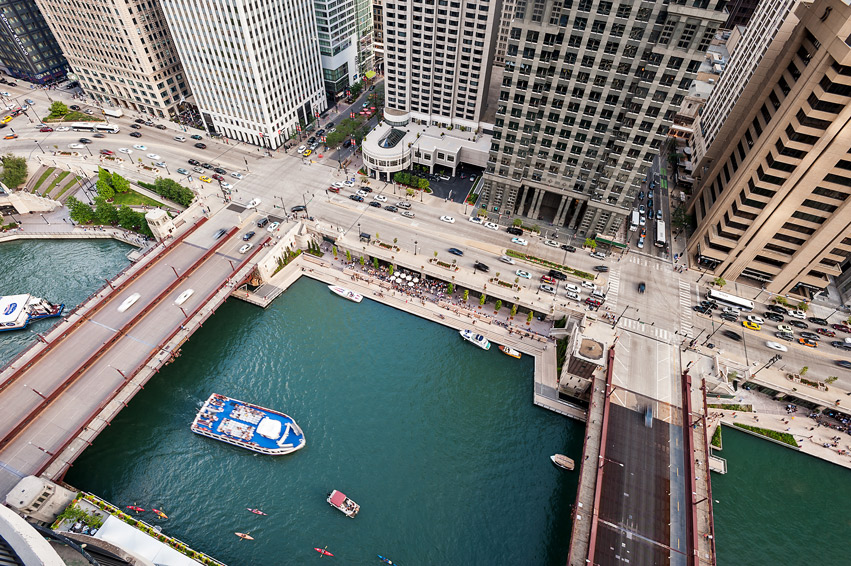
[414,239,418,255]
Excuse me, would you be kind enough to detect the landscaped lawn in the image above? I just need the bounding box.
[54,176,82,200]
[43,112,102,123]
[44,171,71,195]
[112,189,164,207]
[32,167,55,193]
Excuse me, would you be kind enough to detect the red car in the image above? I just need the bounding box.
[832,324,851,333]
[328,186,340,193]
[40,126,53,132]
[816,328,836,337]
[212,173,224,181]
[100,149,114,155]
[541,275,556,285]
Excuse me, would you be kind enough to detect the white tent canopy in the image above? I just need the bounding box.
[94,516,200,566]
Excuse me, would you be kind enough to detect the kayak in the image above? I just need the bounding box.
[235,532,254,540]
[314,547,334,557]
[152,508,168,519]
[126,505,145,513]
[378,555,395,564]
[247,508,267,515]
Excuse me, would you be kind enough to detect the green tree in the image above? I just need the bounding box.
[479,293,487,306]
[448,282,454,294]
[527,310,534,323]
[93,197,118,225]
[479,207,487,217]
[0,154,27,188]
[48,101,68,118]
[346,249,352,262]
[67,196,94,224]
[713,277,727,287]
[359,255,365,266]
[433,251,438,259]
[417,178,429,191]
[512,218,522,227]
[111,172,130,194]
[389,264,395,276]
[671,206,692,230]
[511,303,518,317]
[331,245,337,257]
[153,177,193,206]
[800,366,809,376]
[97,180,115,200]
[797,302,809,312]
[117,205,138,230]
[373,257,379,269]
[462,289,469,302]
[584,238,597,249]
[495,299,502,312]
[393,237,398,246]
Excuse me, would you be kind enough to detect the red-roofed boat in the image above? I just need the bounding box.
[326,490,359,518]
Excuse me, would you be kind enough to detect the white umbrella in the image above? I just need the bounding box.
[408,281,414,287]
[389,276,396,282]
[406,274,413,280]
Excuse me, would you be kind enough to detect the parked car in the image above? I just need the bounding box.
[257,217,269,228]
[594,265,609,272]
[507,226,524,236]
[768,305,788,314]
[764,312,784,323]
[590,251,607,260]
[516,270,531,279]
[543,239,559,247]
[561,244,577,252]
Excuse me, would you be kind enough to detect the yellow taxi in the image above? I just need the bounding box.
[303,149,312,157]
[199,175,212,183]
[1,115,12,124]
[798,338,817,348]
[742,320,761,331]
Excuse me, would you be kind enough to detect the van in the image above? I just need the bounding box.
[591,289,606,300]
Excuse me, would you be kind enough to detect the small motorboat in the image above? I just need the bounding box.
[498,345,521,358]
[235,532,254,541]
[152,508,168,519]
[327,490,360,518]
[378,555,396,564]
[328,285,363,303]
[460,329,490,350]
[314,547,334,557]
[550,454,575,471]
[247,508,267,515]
[126,505,145,513]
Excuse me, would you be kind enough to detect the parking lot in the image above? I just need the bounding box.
[425,164,483,203]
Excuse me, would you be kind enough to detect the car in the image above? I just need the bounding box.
[774,332,794,341]
[836,360,851,369]
[373,194,387,202]
[132,144,147,150]
[212,173,224,181]
[316,129,326,136]
[511,237,528,246]
[192,167,204,173]
[648,197,654,209]
[368,201,381,208]
[174,289,194,306]
[130,124,142,129]
[722,307,740,317]
[383,205,398,212]
[541,275,557,285]
[561,244,577,252]
[789,310,806,319]
[290,205,306,213]
[746,315,765,325]
[55,126,70,132]
[400,210,415,218]
[155,124,167,130]
[154,162,167,168]
[590,251,607,259]
[342,138,353,148]
[539,284,556,294]
[594,265,609,272]
[543,239,559,247]
[239,243,253,254]
[100,149,114,155]
[830,340,848,349]
[701,300,718,309]
[581,281,596,290]
[396,201,412,210]
[191,134,203,140]
[307,137,316,144]
[764,312,784,322]
[816,328,836,337]
[68,143,84,149]
[213,167,226,174]
[356,184,370,192]
[118,147,132,154]
[93,133,105,138]
[134,118,145,124]
[146,153,160,160]
[777,324,794,334]
[800,331,821,341]
[832,324,851,333]
[638,282,646,293]
[297,145,306,152]
[448,248,464,256]
[201,162,213,169]
[129,131,142,137]
[246,198,261,208]
[68,104,80,111]
[507,226,524,236]
[566,291,581,301]
[174,135,186,142]
[565,284,581,294]
[789,320,809,329]
[188,158,200,165]
[199,175,212,183]
[693,305,712,314]
[39,126,53,132]
[267,222,280,232]
[720,313,739,322]
[656,210,662,220]
[798,338,818,348]
[638,191,645,200]
[302,149,312,157]
[637,237,645,249]
[194,142,207,149]
[484,221,499,231]
[213,228,226,239]
[437,215,455,224]
[242,231,256,241]
[742,320,761,331]
[585,298,604,307]
[24,99,33,105]
[349,194,364,202]
[768,305,788,314]
[1,115,14,125]
[639,205,646,214]
[765,341,788,352]
[807,317,829,326]
[117,293,141,313]
[4,132,19,139]
[230,171,244,179]
[328,186,340,193]
[6,82,16,87]
[548,269,567,280]
[474,261,490,272]
[177,168,189,175]
[723,330,743,341]
[516,269,531,279]
[79,138,92,144]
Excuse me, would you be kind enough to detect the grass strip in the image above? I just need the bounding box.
[111,189,164,207]
[44,170,70,195]
[32,167,55,192]
[733,423,798,447]
[54,176,81,200]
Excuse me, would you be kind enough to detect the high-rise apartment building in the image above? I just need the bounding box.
[160,0,326,149]
[372,0,384,72]
[686,0,851,297]
[0,0,66,84]
[314,0,374,99]
[723,0,761,30]
[481,0,726,237]
[35,0,189,117]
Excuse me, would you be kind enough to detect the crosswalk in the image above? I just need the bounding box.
[626,255,670,270]
[617,317,675,343]
[678,278,694,338]
[605,268,620,310]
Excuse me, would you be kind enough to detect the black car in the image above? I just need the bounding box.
[257,218,269,228]
[242,231,255,241]
[648,197,654,210]
[188,158,200,165]
[830,341,848,349]
[130,124,141,129]
[507,226,523,236]
[693,305,711,314]
[93,133,105,138]
[474,261,490,272]
[594,265,609,272]
[343,139,353,148]
[808,317,829,326]
[720,313,739,322]
[561,244,577,252]
[129,131,142,138]
[316,129,326,136]
[359,186,373,193]
[191,134,203,140]
[789,320,809,329]
[836,360,851,369]
[765,312,784,322]
[349,194,364,202]
[548,269,567,281]
[383,205,398,212]
[79,138,92,144]
[194,142,207,149]
[800,331,821,341]
[201,162,213,169]
[448,248,464,256]
[369,201,381,208]
[723,330,743,341]
[213,228,227,239]
[638,282,646,294]
[768,305,788,314]
[135,119,145,124]
[213,167,226,174]
[307,137,316,144]
[774,332,794,341]
[291,205,306,212]
[700,300,718,309]
[69,104,80,111]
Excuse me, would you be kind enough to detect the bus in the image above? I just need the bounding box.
[654,220,666,247]
[629,210,639,232]
[706,289,755,312]
[70,122,120,134]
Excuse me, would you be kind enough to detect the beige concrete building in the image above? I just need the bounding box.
[35,0,189,117]
[687,0,851,298]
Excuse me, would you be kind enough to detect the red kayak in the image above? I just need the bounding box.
[126,506,145,513]
[314,547,334,557]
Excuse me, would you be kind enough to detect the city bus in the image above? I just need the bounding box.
[706,289,755,312]
[630,210,639,232]
[70,122,120,134]
[654,220,666,247]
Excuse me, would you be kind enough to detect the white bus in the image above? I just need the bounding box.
[706,289,755,312]
[654,220,666,247]
[70,122,120,134]
[630,210,639,232]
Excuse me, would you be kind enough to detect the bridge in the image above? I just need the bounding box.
[0,203,269,495]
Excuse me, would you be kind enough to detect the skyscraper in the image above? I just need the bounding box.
[481,0,727,237]
[686,0,851,297]
[0,0,66,84]
[35,0,189,117]
[160,0,326,148]
[314,0,374,100]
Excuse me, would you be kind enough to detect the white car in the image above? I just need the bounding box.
[543,239,559,247]
[174,289,194,305]
[469,216,484,224]
[132,144,147,150]
[400,210,415,218]
[511,237,528,246]
[267,221,280,232]
[68,143,84,149]
[357,189,369,197]
[342,180,355,187]
[440,215,455,223]
[147,153,160,160]
[220,182,233,189]
[0,91,9,97]
[239,243,253,254]
[118,148,132,154]
[55,126,71,132]
[174,135,186,142]
[117,293,141,313]
[590,251,607,259]
[789,310,806,319]
[746,315,765,324]
[516,269,531,279]
[230,171,244,179]
[565,284,581,294]
[765,341,788,352]
[581,281,596,290]
[373,194,388,202]
[566,291,581,301]
[639,216,646,226]
[539,284,556,294]
[637,237,645,249]
[297,145,306,152]
[246,198,261,209]
[154,161,167,168]
[484,222,499,231]
[331,181,344,189]
[499,255,515,265]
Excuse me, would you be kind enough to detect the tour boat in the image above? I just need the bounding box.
[235,532,254,541]
[314,547,334,556]
[328,285,363,303]
[327,490,360,518]
[247,508,267,516]
[191,393,306,455]
[498,345,521,358]
[0,294,64,332]
[550,454,575,471]
[460,329,491,350]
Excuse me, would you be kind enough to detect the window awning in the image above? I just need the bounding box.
[595,236,627,249]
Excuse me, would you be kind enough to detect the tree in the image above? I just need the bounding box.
[800,366,809,376]
[584,238,597,249]
[479,293,487,306]
[510,303,518,318]
[48,101,68,118]
[97,181,115,200]
[67,196,94,224]
[117,205,138,230]
[389,264,395,276]
[479,207,488,217]
[331,245,337,257]
[527,310,534,323]
[346,249,352,262]
[359,255,365,266]
[797,302,809,312]
[93,197,118,225]
[0,154,27,188]
[713,277,727,287]
[111,172,130,194]
[512,218,522,227]
[495,299,502,312]
[448,282,454,294]
[671,206,692,230]
[393,237,398,245]
[373,257,379,269]
[418,178,429,191]
[463,289,469,302]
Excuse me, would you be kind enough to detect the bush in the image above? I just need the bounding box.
[733,423,798,447]
[0,154,27,188]
[710,426,722,448]
[139,177,194,207]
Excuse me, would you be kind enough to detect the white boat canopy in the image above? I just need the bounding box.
[256,417,282,439]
